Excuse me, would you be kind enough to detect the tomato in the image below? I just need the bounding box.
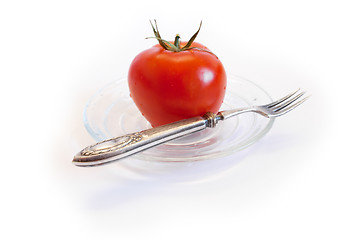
[128,21,227,127]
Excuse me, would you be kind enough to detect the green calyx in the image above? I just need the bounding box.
[147,20,216,56]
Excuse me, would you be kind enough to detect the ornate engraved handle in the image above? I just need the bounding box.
[73,116,212,167]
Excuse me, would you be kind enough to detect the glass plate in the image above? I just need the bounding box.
[83,74,275,162]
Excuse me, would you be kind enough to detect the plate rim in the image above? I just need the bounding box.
[83,74,275,162]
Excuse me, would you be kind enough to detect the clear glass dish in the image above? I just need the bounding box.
[83,74,275,162]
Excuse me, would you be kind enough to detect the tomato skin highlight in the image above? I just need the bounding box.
[128,42,226,127]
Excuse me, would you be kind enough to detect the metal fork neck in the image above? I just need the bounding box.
[202,112,222,128]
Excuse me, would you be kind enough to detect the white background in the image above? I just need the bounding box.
[1,0,359,239]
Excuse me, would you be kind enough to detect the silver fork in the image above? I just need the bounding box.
[73,89,309,167]
[219,88,309,121]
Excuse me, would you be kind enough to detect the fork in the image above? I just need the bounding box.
[73,89,309,167]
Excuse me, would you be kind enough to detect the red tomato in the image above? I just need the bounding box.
[128,21,227,127]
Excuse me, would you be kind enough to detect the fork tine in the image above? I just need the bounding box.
[274,95,310,116]
[273,91,306,112]
[266,88,300,108]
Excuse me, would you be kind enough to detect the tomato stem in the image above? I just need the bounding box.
[147,20,216,57]
[174,34,181,48]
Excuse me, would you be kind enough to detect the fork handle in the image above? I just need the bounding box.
[73,116,210,167]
